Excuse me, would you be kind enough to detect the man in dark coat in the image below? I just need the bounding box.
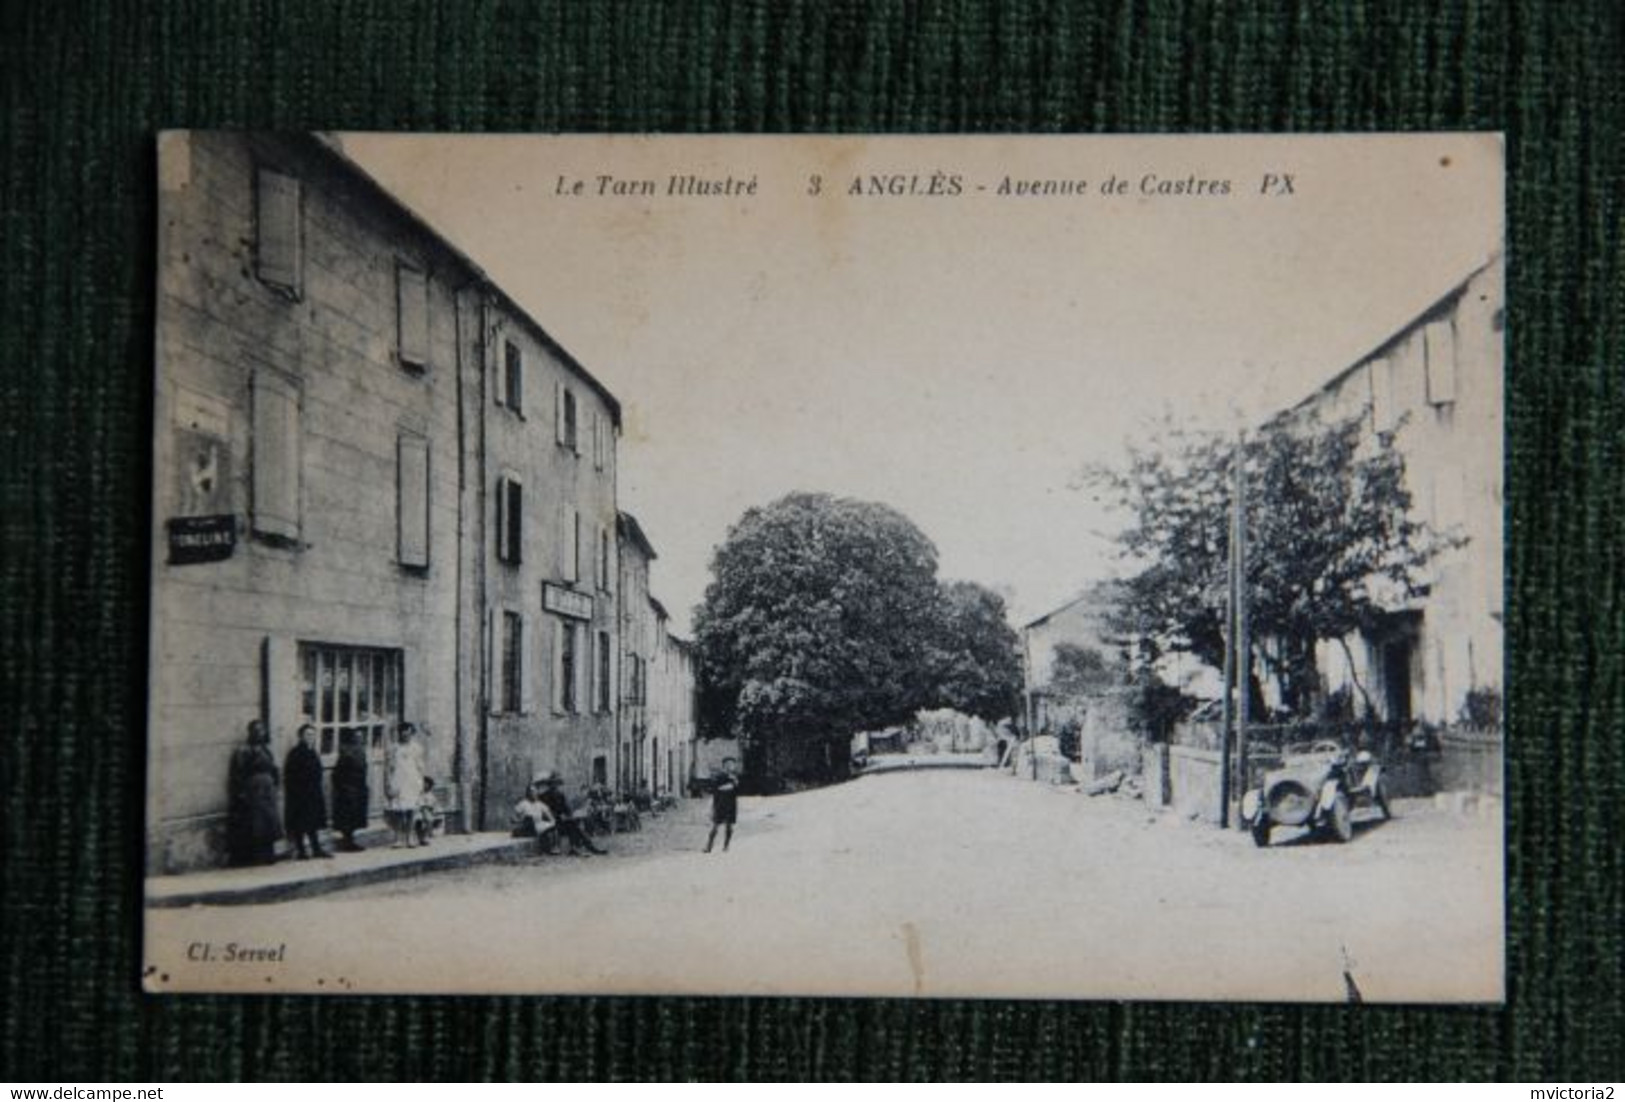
[227,719,282,866]
[330,728,369,852]
[283,723,331,860]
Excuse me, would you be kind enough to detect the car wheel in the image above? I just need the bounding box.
[1375,781,1392,821]
[1251,819,1271,848]
[1326,792,1354,843]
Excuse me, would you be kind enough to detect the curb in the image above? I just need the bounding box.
[146,838,537,909]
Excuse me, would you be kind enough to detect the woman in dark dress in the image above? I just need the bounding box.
[331,727,370,852]
[227,719,282,866]
[283,723,330,859]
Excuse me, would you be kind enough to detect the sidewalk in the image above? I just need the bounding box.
[145,832,535,908]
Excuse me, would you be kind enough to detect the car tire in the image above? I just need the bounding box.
[1326,792,1354,843]
[1251,819,1271,848]
[1375,782,1392,821]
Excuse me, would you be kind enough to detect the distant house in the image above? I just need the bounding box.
[1020,581,1127,734]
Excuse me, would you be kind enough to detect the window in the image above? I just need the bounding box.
[255,168,302,296]
[598,527,612,591]
[251,369,301,544]
[501,611,523,714]
[556,383,578,452]
[299,644,401,764]
[496,475,522,564]
[557,620,579,714]
[597,631,612,713]
[397,433,430,569]
[502,340,524,413]
[1424,319,1457,405]
[592,411,606,470]
[397,263,429,370]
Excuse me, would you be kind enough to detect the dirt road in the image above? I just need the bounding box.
[146,768,1502,1000]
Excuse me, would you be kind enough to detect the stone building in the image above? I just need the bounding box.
[647,613,699,796]
[148,132,632,871]
[1280,252,1504,729]
[476,276,622,820]
[1020,581,1127,735]
[615,511,659,793]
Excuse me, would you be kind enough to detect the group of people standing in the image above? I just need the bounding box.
[228,721,743,869]
[226,719,432,867]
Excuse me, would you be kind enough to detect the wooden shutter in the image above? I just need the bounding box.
[1424,319,1457,405]
[564,505,579,582]
[494,476,508,563]
[576,624,589,716]
[1369,356,1395,432]
[251,369,301,541]
[550,619,565,714]
[397,434,430,567]
[397,263,429,369]
[554,381,566,444]
[520,614,535,714]
[486,610,500,716]
[256,169,301,294]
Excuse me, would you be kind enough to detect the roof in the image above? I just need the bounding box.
[1023,579,1128,631]
[648,595,670,621]
[304,133,622,427]
[616,511,658,562]
[1273,250,1503,425]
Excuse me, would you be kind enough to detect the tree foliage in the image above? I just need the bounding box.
[695,495,1024,784]
[1083,412,1446,716]
[1047,641,1117,699]
[694,493,946,754]
[931,580,1023,721]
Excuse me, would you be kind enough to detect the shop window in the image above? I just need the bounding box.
[299,644,402,765]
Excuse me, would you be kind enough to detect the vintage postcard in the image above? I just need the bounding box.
[144,132,1504,1000]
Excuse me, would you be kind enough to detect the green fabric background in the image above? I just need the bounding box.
[1,0,1620,1082]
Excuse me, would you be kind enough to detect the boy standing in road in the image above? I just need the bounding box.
[704,757,739,853]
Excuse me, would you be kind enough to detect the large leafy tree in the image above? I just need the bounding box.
[932,580,1023,721]
[694,493,946,768]
[1083,412,1445,717]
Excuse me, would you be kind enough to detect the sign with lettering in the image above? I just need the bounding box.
[542,582,594,621]
[166,515,237,565]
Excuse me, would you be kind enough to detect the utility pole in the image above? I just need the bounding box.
[1220,430,1251,829]
[1234,431,1251,827]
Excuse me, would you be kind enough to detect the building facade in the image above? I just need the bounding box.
[475,288,622,821]
[1286,254,1505,727]
[615,511,659,793]
[149,132,658,872]
[647,619,699,796]
[150,132,471,871]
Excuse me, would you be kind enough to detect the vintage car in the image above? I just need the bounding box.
[1242,739,1391,847]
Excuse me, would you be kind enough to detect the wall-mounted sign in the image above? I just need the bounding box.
[543,582,594,621]
[167,514,237,565]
